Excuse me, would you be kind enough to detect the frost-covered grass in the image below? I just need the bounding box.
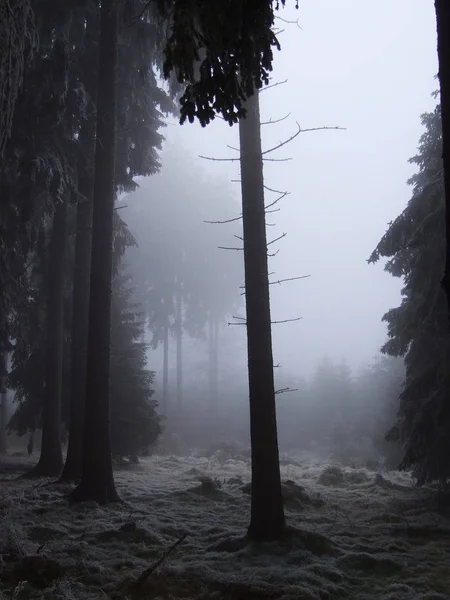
[0,450,450,599]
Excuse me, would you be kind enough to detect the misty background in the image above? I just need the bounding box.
[118,1,437,378]
[107,0,438,461]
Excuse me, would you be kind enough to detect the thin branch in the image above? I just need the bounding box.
[135,533,188,586]
[267,232,287,246]
[275,15,303,29]
[268,249,280,258]
[263,157,292,162]
[199,155,240,162]
[271,317,302,324]
[113,205,128,211]
[262,123,345,156]
[260,79,288,93]
[275,387,299,395]
[218,246,243,251]
[261,113,291,126]
[265,208,281,214]
[204,215,242,224]
[270,275,311,285]
[264,184,287,195]
[265,192,289,210]
[227,145,240,152]
[234,234,244,241]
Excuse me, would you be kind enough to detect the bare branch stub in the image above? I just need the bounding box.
[228,315,247,326]
[260,79,288,93]
[234,234,244,241]
[268,248,280,258]
[199,154,240,162]
[204,215,242,224]
[271,317,302,324]
[270,275,311,285]
[261,113,291,126]
[267,232,287,247]
[262,123,346,157]
[265,191,289,210]
[263,157,292,162]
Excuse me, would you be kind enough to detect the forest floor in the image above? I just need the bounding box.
[0,449,449,600]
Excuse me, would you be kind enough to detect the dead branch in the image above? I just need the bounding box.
[227,145,240,152]
[271,317,302,324]
[270,275,311,285]
[264,184,287,195]
[263,157,292,162]
[275,387,299,395]
[268,249,280,258]
[199,155,240,162]
[267,233,287,246]
[260,79,288,93]
[135,533,188,586]
[204,215,242,224]
[275,15,303,29]
[240,275,309,295]
[113,205,128,211]
[265,208,281,214]
[265,192,289,210]
[228,315,247,326]
[262,123,345,157]
[234,234,244,241]
[261,113,291,126]
[218,246,244,251]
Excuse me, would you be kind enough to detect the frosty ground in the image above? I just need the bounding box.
[0,450,449,600]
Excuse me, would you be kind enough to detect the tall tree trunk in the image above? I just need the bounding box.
[175,286,183,412]
[435,2,450,324]
[0,354,7,454]
[71,0,120,504]
[60,14,98,484]
[162,313,169,415]
[28,200,67,477]
[208,314,219,408]
[239,90,285,541]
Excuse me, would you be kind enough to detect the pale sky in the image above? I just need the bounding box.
[148,0,438,380]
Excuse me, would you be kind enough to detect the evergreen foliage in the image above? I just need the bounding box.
[369,99,449,486]
[110,269,162,460]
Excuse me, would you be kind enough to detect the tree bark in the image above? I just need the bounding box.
[71,0,120,504]
[162,313,169,416]
[208,314,219,408]
[175,285,183,413]
[60,14,98,484]
[239,90,285,541]
[0,354,7,454]
[27,200,67,477]
[436,1,450,324]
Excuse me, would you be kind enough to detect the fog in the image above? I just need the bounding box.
[117,0,438,460]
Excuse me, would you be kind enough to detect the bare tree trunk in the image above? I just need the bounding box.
[0,355,7,453]
[71,0,120,504]
[239,90,285,541]
[175,286,183,412]
[28,200,67,477]
[435,2,450,326]
[162,314,169,415]
[208,314,219,408]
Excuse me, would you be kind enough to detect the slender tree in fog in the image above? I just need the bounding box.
[71,0,120,503]
[28,200,68,477]
[239,90,285,541]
